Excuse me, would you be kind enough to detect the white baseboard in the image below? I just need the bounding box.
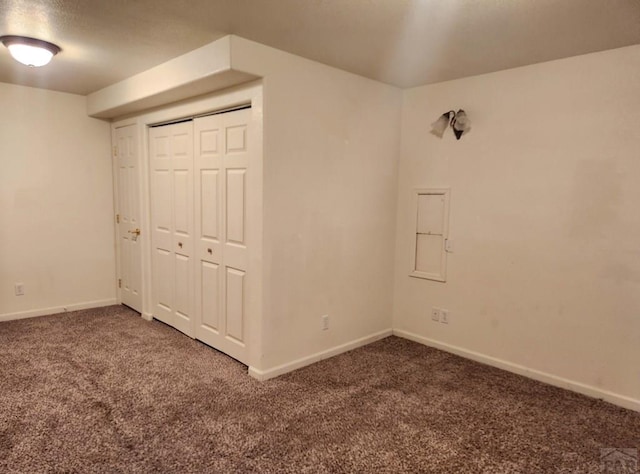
[393,329,640,413]
[249,328,393,381]
[0,298,118,323]
[141,312,153,321]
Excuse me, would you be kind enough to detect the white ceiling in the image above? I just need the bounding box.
[1,0,640,96]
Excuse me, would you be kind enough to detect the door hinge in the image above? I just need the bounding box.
[116,214,120,224]
[113,145,118,157]
[118,278,122,288]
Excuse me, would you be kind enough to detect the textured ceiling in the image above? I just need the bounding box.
[1,0,640,95]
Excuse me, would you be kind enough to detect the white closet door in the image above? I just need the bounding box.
[194,108,251,364]
[149,121,195,337]
[194,115,223,347]
[115,124,142,312]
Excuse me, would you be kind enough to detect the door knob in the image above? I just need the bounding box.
[207,248,212,254]
[178,242,183,248]
[127,228,141,241]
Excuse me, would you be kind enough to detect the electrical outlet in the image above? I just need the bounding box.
[440,309,449,324]
[322,314,329,331]
[431,308,440,322]
[14,283,25,296]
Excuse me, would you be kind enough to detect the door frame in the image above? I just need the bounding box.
[112,80,264,370]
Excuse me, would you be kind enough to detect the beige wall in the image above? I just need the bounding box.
[0,83,115,320]
[232,38,402,372]
[393,45,640,408]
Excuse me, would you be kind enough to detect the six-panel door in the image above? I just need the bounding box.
[116,124,143,312]
[149,122,195,337]
[194,109,251,364]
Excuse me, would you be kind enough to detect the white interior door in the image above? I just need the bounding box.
[149,121,195,337]
[194,108,251,364]
[115,124,142,312]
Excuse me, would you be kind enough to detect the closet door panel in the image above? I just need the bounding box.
[170,122,194,336]
[200,171,220,242]
[149,121,194,336]
[173,252,194,336]
[225,267,245,344]
[149,127,174,325]
[195,116,222,261]
[153,249,173,325]
[173,169,193,256]
[150,127,173,252]
[200,261,220,332]
[171,128,192,162]
[225,169,245,245]
[173,170,190,235]
[222,110,250,269]
[197,169,221,262]
[220,109,251,358]
[194,114,224,347]
[171,123,194,257]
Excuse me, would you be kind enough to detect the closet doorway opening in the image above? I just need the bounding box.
[149,105,255,365]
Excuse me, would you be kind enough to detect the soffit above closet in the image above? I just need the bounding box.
[1,0,639,95]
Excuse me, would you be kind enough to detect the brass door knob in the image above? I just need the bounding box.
[178,242,183,248]
[127,228,141,236]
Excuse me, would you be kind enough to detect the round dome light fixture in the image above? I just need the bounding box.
[0,35,61,67]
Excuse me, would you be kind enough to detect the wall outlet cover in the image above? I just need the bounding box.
[322,314,329,330]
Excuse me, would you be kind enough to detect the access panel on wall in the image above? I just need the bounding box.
[409,188,450,282]
[149,107,253,365]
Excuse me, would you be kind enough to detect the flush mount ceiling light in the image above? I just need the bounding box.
[430,109,471,140]
[0,35,61,67]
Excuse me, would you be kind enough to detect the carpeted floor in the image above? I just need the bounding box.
[0,306,638,473]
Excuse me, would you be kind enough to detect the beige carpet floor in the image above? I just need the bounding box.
[0,305,638,473]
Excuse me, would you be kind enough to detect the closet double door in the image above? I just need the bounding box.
[149,108,252,364]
